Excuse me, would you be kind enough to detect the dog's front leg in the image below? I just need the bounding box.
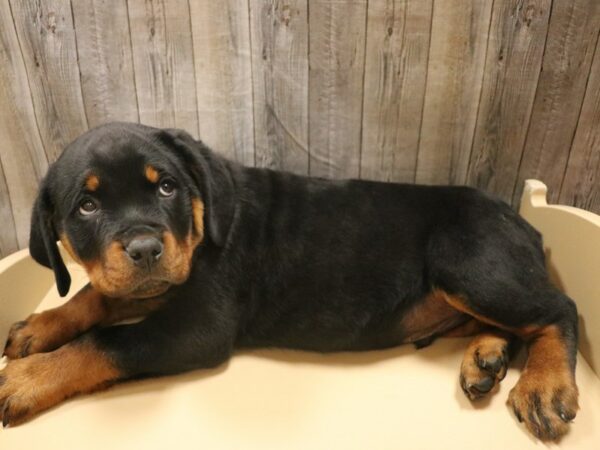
[3,284,166,359]
[0,298,235,426]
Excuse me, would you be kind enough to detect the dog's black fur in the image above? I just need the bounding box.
[21,122,578,437]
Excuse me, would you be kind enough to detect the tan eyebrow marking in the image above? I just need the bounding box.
[145,165,160,183]
[85,174,100,191]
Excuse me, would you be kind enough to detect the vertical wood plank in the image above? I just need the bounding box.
[0,0,50,249]
[415,0,493,185]
[127,0,199,136]
[559,38,600,214]
[513,0,600,205]
[190,0,254,165]
[71,0,139,126]
[360,0,433,183]
[249,0,308,174]
[308,0,367,178]
[10,0,89,161]
[467,0,551,204]
[0,158,19,257]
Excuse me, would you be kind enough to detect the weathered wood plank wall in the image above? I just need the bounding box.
[0,0,598,258]
[361,0,433,183]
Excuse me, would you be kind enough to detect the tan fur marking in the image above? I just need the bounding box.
[443,319,487,337]
[83,241,137,298]
[507,325,579,440]
[398,290,467,344]
[459,330,511,400]
[0,341,119,426]
[191,198,205,242]
[4,285,106,359]
[60,233,81,264]
[436,289,521,335]
[85,174,100,191]
[144,165,159,183]
[4,285,166,360]
[519,325,572,379]
[155,198,205,289]
[436,289,561,342]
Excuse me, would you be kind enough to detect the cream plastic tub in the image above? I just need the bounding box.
[1,180,599,449]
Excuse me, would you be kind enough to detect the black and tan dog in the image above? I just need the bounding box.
[1,122,579,440]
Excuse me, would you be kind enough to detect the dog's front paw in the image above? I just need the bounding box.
[0,341,119,427]
[507,371,578,441]
[3,311,79,359]
[0,354,59,426]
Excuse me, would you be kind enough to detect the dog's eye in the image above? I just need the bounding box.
[79,199,98,215]
[158,179,176,197]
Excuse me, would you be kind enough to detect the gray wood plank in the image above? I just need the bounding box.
[308,0,367,179]
[559,38,600,214]
[0,0,49,249]
[10,0,88,161]
[127,0,199,136]
[467,0,552,204]
[360,0,433,183]
[72,0,139,126]
[415,0,493,185]
[249,0,308,174]
[190,0,254,166]
[0,156,19,257]
[513,0,600,206]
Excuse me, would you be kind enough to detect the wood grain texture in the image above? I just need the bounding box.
[415,0,493,185]
[250,0,308,174]
[0,156,18,257]
[308,0,367,178]
[10,0,88,161]
[2,0,600,254]
[559,37,600,214]
[71,0,139,126]
[360,0,433,183]
[127,0,199,136]
[513,0,600,205]
[190,0,254,165]
[467,0,552,203]
[0,0,48,250]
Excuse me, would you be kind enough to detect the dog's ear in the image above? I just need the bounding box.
[158,128,235,247]
[29,177,71,296]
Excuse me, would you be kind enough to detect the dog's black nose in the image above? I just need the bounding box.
[125,237,163,269]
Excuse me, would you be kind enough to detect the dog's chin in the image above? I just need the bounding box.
[125,279,172,299]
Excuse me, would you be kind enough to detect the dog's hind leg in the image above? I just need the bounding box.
[427,198,579,441]
[459,329,513,400]
[442,288,578,441]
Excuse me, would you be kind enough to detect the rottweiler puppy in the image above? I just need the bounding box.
[1,122,579,440]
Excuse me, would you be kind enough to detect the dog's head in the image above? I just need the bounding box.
[30,122,234,298]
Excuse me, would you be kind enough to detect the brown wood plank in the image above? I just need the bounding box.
[559,37,600,214]
[308,0,367,178]
[249,0,308,174]
[467,0,551,204]
[0,0,49,249]
[10,0,88,161]
[190,0,254,165]
[513,0,600,206]
[415,0,493,185]
[72,0,139,126]
[127,0,199,136]
[360,0,433,183]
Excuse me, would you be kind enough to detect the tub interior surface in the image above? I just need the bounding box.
[0,260,599,450]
